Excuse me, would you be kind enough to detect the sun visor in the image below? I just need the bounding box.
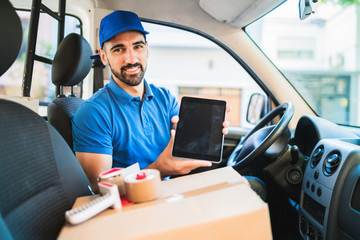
[199,0,284,28]
[199,0,254,23]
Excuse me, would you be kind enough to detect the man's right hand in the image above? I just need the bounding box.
[146,129,212,178]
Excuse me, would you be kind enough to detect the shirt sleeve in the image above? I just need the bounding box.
[72,101,113,155]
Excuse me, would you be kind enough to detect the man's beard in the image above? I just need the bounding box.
[110,62,146,86]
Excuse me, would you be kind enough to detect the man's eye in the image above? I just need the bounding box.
[113,48,123,53]
[135,45,143,49]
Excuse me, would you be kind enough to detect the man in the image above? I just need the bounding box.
[72,10,230,192]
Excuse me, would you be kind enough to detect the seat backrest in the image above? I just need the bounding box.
[0,100,93,239]
[0,2,92,239]
[47,33,93,150]
[0,0,22,76]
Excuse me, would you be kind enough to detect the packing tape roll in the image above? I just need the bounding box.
[99,168,126,196]
[124,169,162,203]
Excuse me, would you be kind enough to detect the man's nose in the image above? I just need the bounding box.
[124,49,138,64]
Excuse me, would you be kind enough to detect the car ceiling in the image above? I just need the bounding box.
[10,0,285,29]
[94,0,285,28]
[199,0,285,27]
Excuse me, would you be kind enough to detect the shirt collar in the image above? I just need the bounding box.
[143,80,154,101]
[108,76,153,105]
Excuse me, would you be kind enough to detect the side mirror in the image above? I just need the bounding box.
[246,93,267,125]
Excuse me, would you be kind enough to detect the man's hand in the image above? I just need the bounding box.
[146,129,212,178]
[147,105,232,178]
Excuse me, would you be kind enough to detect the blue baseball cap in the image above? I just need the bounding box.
[99,10,149,48]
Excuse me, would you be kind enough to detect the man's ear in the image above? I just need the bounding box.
[98,48,109,66]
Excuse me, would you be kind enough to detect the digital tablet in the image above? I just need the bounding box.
[172,96,226,163]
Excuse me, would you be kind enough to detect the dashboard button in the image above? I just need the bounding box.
[306,180,310,188]
[314,170,319,179]
[311,184,315,192]
[317,187,322,197]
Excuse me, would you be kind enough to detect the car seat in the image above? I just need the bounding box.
[0,0,22,77]
[0,1,93,239]
[47,33,93,150]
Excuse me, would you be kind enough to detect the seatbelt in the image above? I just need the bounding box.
[92,52,105,94]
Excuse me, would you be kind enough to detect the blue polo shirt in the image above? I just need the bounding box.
[72,78,179,169]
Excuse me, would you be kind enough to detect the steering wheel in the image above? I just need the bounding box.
[227,102,294,171]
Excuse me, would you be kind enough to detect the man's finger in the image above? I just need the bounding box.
[223,120,230,128]
[171,116,179,130]
[222,128,229,135]
[170,129,175,137]
[171,115,179,124]
[226,105,232,113]
[182,159,212,168]
[192,159,212,167]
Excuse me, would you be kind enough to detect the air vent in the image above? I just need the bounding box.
[310,146,324,168]
[323,151,341,176]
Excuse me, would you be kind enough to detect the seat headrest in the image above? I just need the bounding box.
[0,0,23,77]
[52,33,93,86]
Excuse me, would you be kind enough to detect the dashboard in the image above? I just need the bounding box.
[292,115,360,240]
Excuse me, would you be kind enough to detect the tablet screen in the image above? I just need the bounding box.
[172,97,226,162]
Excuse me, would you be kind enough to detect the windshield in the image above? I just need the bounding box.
[246,0,360,127]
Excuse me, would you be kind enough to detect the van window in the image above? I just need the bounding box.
[246,0,360,126]
[102,22,265,127]
[0,10,82,103]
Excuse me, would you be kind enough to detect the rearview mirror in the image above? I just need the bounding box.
[299,0,318,20]
[246,93,267,125]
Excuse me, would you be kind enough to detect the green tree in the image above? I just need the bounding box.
[319,0,360,5]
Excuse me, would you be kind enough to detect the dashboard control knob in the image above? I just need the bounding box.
[314,170,319,179]
[310,146,324,168]
[324,152,341,176]
[286,167,303,184]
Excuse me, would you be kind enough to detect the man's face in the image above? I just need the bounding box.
[99,31,148,86]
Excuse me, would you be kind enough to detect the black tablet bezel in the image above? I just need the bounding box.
[172,96,226,163]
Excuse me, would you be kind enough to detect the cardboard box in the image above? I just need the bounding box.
[58,167,272,240]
